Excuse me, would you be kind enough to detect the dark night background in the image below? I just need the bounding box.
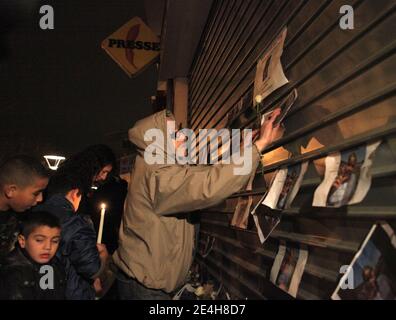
[0,0,158,159]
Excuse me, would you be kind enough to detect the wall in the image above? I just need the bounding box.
[188,0,396,299]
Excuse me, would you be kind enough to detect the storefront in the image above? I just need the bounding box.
[178,0,396,299]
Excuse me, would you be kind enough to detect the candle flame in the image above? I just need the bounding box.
[101,203,106,210]
[255,95,263,104]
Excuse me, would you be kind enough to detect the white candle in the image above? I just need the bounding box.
[97,203,106,244]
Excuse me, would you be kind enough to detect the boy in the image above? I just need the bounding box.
[35,170,109,300]
[0,155,49,213]
[0,211,66,300]
[0,155,49,262]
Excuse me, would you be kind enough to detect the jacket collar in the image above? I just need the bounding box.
[40,194,75,220]
[7,245,43,270]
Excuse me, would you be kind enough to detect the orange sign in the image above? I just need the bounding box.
[101,17,160,77]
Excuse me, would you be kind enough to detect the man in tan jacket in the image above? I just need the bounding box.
[113,108,281,299]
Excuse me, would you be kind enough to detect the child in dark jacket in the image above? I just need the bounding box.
[0,211,66,300]
[0,155,49,262]
[35,171,109,300]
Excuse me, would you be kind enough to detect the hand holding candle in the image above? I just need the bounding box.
[97,203,106,244]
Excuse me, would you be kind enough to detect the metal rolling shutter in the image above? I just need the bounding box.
[188,0,396,299]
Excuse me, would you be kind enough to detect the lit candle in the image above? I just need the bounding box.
[97,203,106,244]
[255,94,263,104]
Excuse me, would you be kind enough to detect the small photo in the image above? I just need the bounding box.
[275,246,299,292]
[276,164,302,210]
[270,243,309,298]
[263,162,308,210]
[253,28,288,106]
[326,145,366,207]
[313,141,381,208]
[274,89,298,126]
[251,204,281,244]
[231,196,253,230]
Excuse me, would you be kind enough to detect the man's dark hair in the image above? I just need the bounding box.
[0,155,49,188]
[46,171,84,198]
[20,211,61,239]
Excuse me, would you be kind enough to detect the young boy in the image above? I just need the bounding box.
[36,170,109,300]
[0,155,49,213]
[0,211,66,300]
[0,155,49,262]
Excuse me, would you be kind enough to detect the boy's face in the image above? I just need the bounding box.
[7,176,48,212]
[18,226,61,264]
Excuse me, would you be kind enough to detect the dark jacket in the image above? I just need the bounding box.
[35,195,102,300]
[0,245,66,300]
[0,211,21,264]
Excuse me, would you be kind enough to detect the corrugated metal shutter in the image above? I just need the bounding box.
[188,0,396,299]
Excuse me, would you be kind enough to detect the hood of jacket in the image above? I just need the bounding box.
[128,109,177,167]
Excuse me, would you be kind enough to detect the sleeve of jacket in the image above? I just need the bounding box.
[69,222,102,280]
[151,144,261,215]
[0,267,36,300]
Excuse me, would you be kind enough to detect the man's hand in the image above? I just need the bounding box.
[254,108,284,152]
[96,243,109,261]
[93,278,103,295]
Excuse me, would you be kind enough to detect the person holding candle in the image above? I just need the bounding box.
[35,170,109,300]
[86,175,128,255]
[55,144,116,217]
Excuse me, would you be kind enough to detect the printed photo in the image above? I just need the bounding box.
[270,243,309,298]
[262,162,308,210]
[332,223,396,300]
[274,89,298,126]
[251,203,281,244]
[313,141,381,208]
[326,146,365,207]
[253,28,288,106]
[231,196,253,230]
[230,174,255,229]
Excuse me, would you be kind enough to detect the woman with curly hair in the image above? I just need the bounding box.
[44,144,117,223]
[55,144,116,195]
